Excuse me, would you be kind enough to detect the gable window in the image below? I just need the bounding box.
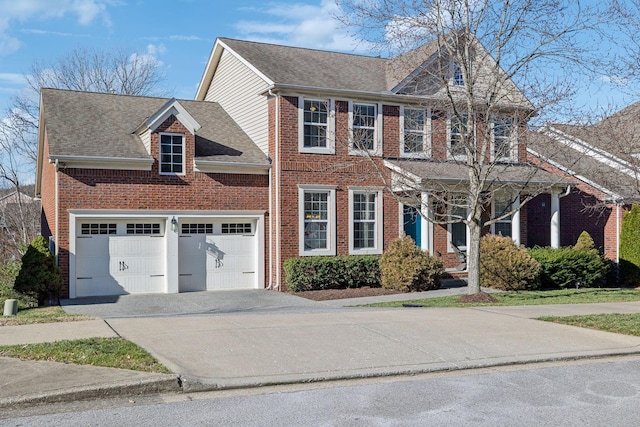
[349,188,383,254]
[448,114,469,160]
[448,195,468,251]
[493,117,516,161]
[492,196,512,237]
[160,133,184,174]
[452,62,464,86]
[299,98,335,154]
[402,107,428,157]
[299,185,336,256]
[350,102,378,154]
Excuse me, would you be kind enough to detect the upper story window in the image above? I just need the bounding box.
[448,114,469,160]
[299,185,336,256]
[160,133,185,174]
[402,107,428,157]
[493,117,516,161]
[299,98,335,154]
[452,62,464,86]
[349,188,383,254]
[350,102,378,154]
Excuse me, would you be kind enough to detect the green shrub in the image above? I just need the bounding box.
[620,204,640,286]
[379,236,443,292]
[14,236,63,306]
[528,246,609,289]
[574,231,596,251]
[284,255,380,292]
[480,234,541,290]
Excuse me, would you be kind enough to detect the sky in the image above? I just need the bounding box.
[0,0,635,124]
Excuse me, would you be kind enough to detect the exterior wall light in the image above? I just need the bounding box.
[171,216,178,232]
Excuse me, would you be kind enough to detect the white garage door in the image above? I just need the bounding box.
[75,222,165,297]
[179,221,257,292]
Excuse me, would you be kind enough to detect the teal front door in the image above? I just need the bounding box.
[403,205,421,247]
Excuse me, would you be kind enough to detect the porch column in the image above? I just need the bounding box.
[511,192,521,246]
[420,192,432,253]
[550,190,560,249]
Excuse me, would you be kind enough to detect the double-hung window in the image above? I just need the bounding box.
[452,62,464,86]
[493,196,512,238]
[350,102,378,153]
[300,98,334,154]
[493,117,515,161]
[402,107,427,157]
[448,195,468,250]
[299,186,336,256]
[449,114,469,160]
[349,188,383,254]
[160,133,185,174]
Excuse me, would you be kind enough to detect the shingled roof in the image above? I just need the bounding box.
[40,88,270,167]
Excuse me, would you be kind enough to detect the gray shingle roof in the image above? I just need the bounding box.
[41,88,269,166]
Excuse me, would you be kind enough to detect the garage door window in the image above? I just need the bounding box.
[222,223,252,234]
[80,223,117,235]
[126,223,161,235]
[181,223,213,234]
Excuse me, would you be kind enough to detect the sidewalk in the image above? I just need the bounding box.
[2,296,640,410]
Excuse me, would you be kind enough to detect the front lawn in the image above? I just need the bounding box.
[0,306,92,326]
[539,313,640,337]
[0,337,172,373]
[361,288,640,308]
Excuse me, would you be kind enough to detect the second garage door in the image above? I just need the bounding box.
[178,221,257,292]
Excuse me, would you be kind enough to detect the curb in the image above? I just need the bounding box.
[0,376,180,410]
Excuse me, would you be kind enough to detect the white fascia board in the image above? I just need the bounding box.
[527,147,622,201]
[195,39,274,101]
[69,209,266,217]
[194,160,270,175]
[383,160,423,183]
[35,96,46,197]
[50,155,154,171]
[142,99,201,134]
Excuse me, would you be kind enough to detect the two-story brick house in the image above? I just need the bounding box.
[37,36,567,298]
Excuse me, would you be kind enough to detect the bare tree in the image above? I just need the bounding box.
[336,0,609,295]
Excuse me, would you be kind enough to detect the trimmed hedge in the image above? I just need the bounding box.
[284,255,380,292]
[480,234,541,291]
[528,246,608,289]
[620,204,640,286]
[379,236,443,292]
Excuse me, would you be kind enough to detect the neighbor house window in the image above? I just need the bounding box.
[402,107,428,157]
[452,62,464,86]
[350,102,378,153]
[160,133,185,174]
[299,98,334,153]
[448,195,468,250]
[299,186,336,256]
[349,189,383,254]
[493,117,516,160]
[492,196,512,238]
[448,114,469,160]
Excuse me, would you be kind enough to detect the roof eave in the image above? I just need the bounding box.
[50,155,154,171]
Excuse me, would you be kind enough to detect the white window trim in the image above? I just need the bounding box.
[159,132,186,176]
[447,113,473,161]
[298,185,336,256]
[348,101,382,156]
[298,97,335,154]
[348,187,383,255]
[400,106,430,158]
[491,195,513,237]
[450,62,465,87]
[491,116,518,162]
[447,195,469,253]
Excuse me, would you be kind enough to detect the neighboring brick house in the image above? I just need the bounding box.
[527,106,640,262]
[37,36,569,298]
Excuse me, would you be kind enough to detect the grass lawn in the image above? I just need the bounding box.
[538,313,640,337]
[361,288,640,308]
[0,337,172,373]
[0,306,92,326]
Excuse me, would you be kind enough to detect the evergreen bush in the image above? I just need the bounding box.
[620,204,640,286]
[379,236,443,292]
[574,230,596,251]
[480,234,541,290]
[284,255,380,292]
[528,245,608,289]
[13,236,63,306]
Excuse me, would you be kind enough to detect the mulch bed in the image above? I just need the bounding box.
[293,287,404,301]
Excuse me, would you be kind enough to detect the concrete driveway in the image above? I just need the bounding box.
[61,289,336,318]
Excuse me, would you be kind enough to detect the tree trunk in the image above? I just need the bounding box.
[467,217,482,294]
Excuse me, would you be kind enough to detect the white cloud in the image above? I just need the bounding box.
[0,73,26,86]
[233,0,367,53]
[130,44,166,68]
[0,0,111,55]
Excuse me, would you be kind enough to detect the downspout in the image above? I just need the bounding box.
[54,159,60,263]
[616,202,621,264]
[269,89,281,291]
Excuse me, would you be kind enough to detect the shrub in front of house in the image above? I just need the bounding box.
[528,245,609,289]
[284,255,380,292]
[379,235,443,292]
[13,236,63,306]
[620,204,640,286]
[480,234,541,291]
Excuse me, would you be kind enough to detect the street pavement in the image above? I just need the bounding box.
[3,286,640,410]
